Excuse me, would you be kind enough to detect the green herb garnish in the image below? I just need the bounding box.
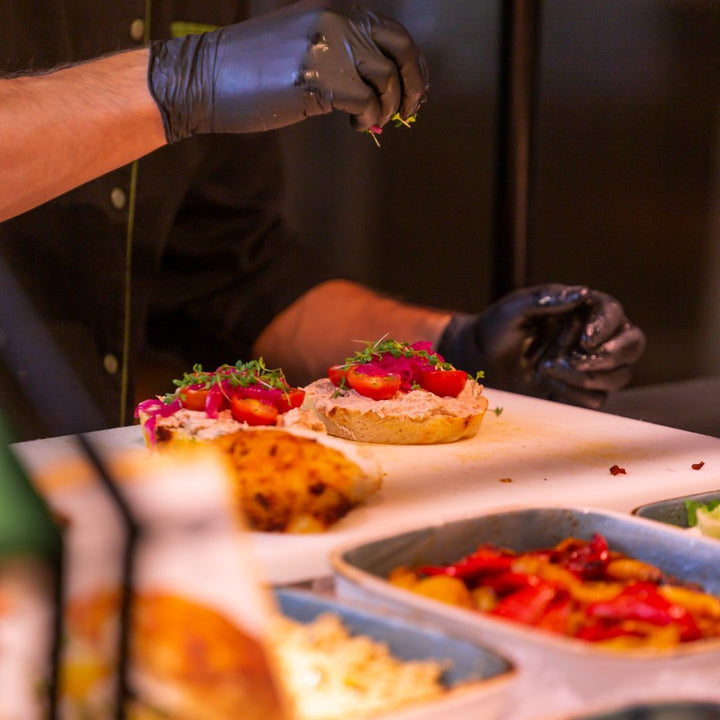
[392,112,416,128]
[686,499,720,527]
[366,112,418,146]
[341,336,453,371]
[162,358,291,403]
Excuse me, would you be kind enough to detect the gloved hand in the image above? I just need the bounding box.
[148,0,429,143]
[436,284,646,410]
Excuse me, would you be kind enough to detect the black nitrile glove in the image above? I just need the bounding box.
[147,0,429,143]
[436,284,646,410]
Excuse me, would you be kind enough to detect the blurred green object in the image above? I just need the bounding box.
[0,413,61,559]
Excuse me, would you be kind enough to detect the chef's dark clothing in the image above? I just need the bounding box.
[0,1,331,436]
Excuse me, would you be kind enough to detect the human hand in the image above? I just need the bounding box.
[436,284,646,409]
[148,0,429,142]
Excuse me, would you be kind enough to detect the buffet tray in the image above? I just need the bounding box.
[331,505,720,660]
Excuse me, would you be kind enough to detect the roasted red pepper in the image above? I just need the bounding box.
[480,570,540,594]
[490,581,558,625]
[553,533,610,580]
[536,591,574,634]
[393,533,713,647]
[575,621,641,643]
[587,582,701,642]
[419,545,513,581]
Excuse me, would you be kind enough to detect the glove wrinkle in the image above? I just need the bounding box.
[147,40,176,142]
[147,0,428,142]
[149,33,215,142]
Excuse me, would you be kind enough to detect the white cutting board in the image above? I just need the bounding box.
[12,389,720,584]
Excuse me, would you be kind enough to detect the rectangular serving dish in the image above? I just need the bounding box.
[633,490,720,528]
[273,587,516,720]
[566,700,720,719]
[330,505,720,663]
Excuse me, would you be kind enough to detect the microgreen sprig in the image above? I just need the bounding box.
[166,358,292,404]
[392,113,416,128]
[341,336,454,372]
[365,112,417,147]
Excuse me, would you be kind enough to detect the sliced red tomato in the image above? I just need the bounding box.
[230,396,279,426]
[327,364,347,387]
[346,366,402,400]
[274,387,306,413]
[178,384,211,411]
[418,369,467,398]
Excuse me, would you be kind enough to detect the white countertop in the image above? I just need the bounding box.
[252,387,720,583]
[12,388,720,584]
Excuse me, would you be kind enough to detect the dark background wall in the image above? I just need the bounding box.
[277,0,720,388]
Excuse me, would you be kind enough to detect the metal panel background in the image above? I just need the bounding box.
[278,0,720,387]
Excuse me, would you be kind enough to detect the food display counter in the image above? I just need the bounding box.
[10,388,720,720]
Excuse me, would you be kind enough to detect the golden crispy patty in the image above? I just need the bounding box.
[66,591,285,720]
[207,429,378,533]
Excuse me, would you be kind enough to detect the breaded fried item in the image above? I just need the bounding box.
[131,593,284,720]
[209,429,381,533]
[64,591,287,720]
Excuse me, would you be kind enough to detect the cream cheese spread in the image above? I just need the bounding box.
[153,408,245,441]
[305,377,486,419]
[153,406,327,440]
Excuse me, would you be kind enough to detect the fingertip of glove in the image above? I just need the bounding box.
[538,356,572,377]
[563,285,592,305]
[404,90,428,120]
[533,284,590,310]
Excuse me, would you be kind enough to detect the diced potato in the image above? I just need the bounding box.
[471,586,498,612]
[388,566,419,590]
[411,576,474,609]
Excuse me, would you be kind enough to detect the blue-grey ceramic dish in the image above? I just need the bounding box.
[569,700,720,719]
[633,490,720,528]
[273,587,516,720]
[330,505,720,660]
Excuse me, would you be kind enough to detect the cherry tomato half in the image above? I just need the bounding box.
[346,366,402,400]
[327,364,347,387]
[230,396,279,426]
[418,369,468,398]
[178,384,210,412]
[275,387,306,414]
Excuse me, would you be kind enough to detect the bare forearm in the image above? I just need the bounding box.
[0,49,166,221]
[252,280,453,385]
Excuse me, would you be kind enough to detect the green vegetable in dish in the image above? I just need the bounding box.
[685,499,720,525]
[686,499,720,538]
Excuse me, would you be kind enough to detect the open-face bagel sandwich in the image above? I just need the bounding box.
[135,360,381,533]
[302,338,489,445]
